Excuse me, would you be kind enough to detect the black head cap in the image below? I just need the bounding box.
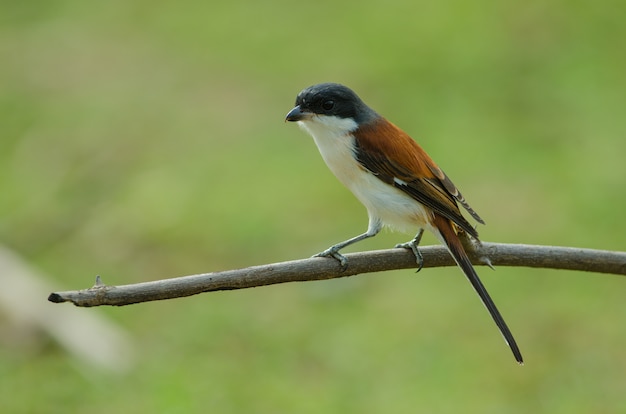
[292,83,379,124]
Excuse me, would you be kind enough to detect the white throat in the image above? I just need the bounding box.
[297,115,360,187]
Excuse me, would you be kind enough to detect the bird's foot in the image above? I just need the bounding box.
[395,240,424,272]
[313,247,348,271]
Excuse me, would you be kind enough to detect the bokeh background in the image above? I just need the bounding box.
[2,0,625,412]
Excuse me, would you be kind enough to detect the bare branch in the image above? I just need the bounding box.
[48,242,626,307]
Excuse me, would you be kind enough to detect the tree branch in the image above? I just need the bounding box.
[48,242,626,307]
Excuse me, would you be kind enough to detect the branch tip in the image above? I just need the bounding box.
[48,292,65,303]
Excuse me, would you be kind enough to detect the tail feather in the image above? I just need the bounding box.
[433,214,523,364]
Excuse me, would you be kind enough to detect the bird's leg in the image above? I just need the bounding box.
[395,228,425,271]
[314,233,374,270]
[314,218,382,271]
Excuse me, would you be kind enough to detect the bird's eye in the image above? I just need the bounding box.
[322,100,335,111]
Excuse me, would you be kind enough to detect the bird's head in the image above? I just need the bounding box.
[285,83,379,134]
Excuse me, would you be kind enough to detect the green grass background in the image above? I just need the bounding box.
[2,0,626,412]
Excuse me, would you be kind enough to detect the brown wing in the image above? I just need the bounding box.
[353,118,484,238]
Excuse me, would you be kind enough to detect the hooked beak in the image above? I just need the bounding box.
[285,105,311,122]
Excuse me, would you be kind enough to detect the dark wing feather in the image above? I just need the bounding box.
[427,165,485,224]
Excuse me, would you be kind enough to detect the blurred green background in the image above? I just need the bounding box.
[2,0,625,412]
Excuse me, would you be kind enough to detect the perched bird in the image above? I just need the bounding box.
[285,82,523,364]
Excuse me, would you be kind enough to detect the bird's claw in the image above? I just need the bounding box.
[313,248,348,271]
[395,241,424,272]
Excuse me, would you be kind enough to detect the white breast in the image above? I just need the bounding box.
[298,117,432,234]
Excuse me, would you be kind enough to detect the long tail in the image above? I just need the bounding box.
[432,214,524,364]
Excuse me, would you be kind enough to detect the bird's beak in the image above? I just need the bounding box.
[285,105,311,122]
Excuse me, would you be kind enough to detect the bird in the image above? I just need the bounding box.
[285,82,523,364]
